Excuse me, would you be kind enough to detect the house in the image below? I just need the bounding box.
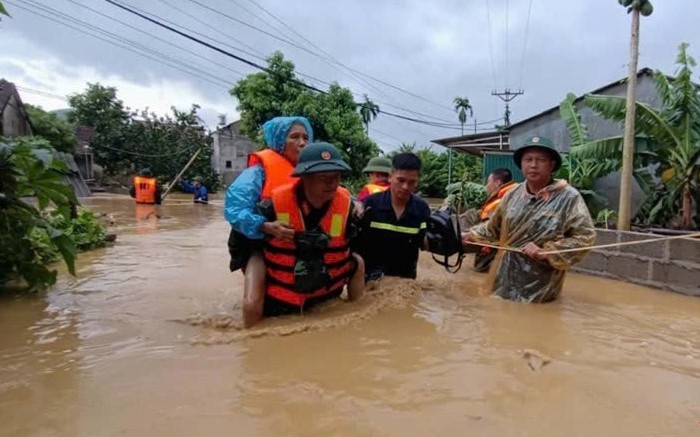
[0,79,32,137]
[432,68,661,182]
[211,119,258,188]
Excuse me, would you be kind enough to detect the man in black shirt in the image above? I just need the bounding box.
[354,153,431,280]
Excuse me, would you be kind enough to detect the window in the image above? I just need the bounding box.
[225,160,232,169]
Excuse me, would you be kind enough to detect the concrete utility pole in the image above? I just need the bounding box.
[491,89,524,126]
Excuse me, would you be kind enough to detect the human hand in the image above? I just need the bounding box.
[461,232,474,245]
[521,242,550,261]
[261,221,295,242]
[352,200,365,219]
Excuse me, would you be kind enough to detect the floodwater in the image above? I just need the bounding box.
[1,193,699,437]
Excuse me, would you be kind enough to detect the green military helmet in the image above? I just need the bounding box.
[192,176,204,183]
[513,136,563,172]
[362,156,392,174]
[291,141,351,176]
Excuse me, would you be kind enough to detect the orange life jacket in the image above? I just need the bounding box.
[363,182,390,196]
[134,176,157,204]
[479,181,517,221]
[247,149,297,199]
[263,182,354,308]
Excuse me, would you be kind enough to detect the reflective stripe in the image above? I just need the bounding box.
[420,222,427,229]
[277,212,290,224]
[369,221,422,234]
[330,213,343,237]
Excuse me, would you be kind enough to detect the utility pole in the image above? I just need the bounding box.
[491,88,524,126]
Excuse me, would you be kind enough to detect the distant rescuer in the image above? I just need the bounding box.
[462,136,597,303]
[356,156,392,202]
[243,142,366,327]
[180,176,209,204]
[130,168,162,205]
[472,168,517,272]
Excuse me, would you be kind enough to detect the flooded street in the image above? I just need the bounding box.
[1,193,699,436]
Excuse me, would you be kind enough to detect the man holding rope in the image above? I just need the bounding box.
[462,136,596,303]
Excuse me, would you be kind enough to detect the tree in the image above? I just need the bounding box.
[617,0,654,230]
[68,83,217,190]
[453,97,473,135]
[68,83,130,174]
[230,51,380,181]
[582,43,699,229]
[451,96,474,186]
[25,104,76,153]
[0,1,9,20]
[359,94,380,135]
[1,138,77,291]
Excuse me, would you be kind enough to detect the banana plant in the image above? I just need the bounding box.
[584,43,700,229]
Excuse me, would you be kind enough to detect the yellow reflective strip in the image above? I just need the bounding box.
[330,213,343,237]
[420,222,427,229]
[369,221,421,235]
[277,212,290,224]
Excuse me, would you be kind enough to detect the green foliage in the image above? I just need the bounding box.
[25,104,76,153]
[583,42,700,229]
[68,83,218,190]
[453,96,473,131]
[386,143,483,198]
[557,154,618,216]
[359,94,380,134]
[0,138,78,291]
[30,207,108,263]
[0,1,9,18]
[230,51,380,181]
[596,208,618,229]
[445,181,488,212]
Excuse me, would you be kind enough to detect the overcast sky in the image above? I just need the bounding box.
[1,0,698,152]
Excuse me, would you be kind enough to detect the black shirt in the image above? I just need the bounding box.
[354,189,431,279]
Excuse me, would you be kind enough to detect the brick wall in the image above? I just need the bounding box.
[572,229,700,297]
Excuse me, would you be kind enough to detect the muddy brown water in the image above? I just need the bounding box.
[1,193,699,436]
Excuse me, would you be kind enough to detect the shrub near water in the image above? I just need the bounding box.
[30,207,108,265]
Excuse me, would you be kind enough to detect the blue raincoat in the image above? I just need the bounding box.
[224,116,313,239]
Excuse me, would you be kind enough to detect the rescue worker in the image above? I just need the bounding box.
[356,156,391,201]
[244,142,366,327]
[472,168,517,272]
[129,168,162,205]
[463,136,596,303]
[354,153,432,281]
[224,116,313,323]
[180,176,209,204]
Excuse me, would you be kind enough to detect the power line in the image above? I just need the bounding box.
[9,0,232,89]
[16,86,68,102]
[186,0,455,114]
[485,0,498,90]
[235,0,460,125]
[519,0,534,90]
[103,0,468,130]
[505,0,510,87]
[62,0,246,79]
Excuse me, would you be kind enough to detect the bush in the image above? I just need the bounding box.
[1,138,78,291]
[29,207,108,264]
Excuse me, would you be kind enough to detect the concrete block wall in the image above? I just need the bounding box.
[572,229,700,297]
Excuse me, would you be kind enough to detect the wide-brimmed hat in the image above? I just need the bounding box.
[291,142,351,176]
[362,156,392,174]
[513,136,562,172]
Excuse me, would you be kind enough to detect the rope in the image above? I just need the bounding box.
[467,231,700,255]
